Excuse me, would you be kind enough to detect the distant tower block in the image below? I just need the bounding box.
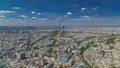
[26,34,32,50]
[27,34,31,45]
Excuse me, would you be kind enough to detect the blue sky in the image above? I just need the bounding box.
[0,0,120,26]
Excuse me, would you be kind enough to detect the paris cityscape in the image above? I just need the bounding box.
[0,0,120,68]
[0,27,120,68]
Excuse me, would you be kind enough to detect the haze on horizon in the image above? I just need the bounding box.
[0,0,120,26]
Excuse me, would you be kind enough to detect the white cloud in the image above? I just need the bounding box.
[18,15,27,18]
[93,14,98,17]
[81,8,87,11]
[66,12,72,15]
[0,10,15,14]
[64,15,68,17]
[12,7,20,9]
[37,13,41,15]
[93,7,98,10]
[37,18,47,21]
[0,15,5,18]
[31,11,36,14]
[32,17,37,19]
[81,15,91,18]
